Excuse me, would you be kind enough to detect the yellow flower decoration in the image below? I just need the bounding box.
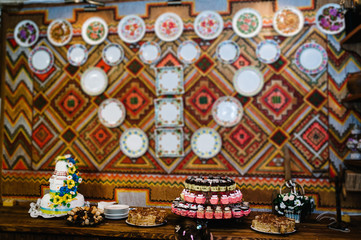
[63,193,72,203]
[56,156,66,161]
[53,195,62,205]
[68,165,76,175]
[67,179,75,189]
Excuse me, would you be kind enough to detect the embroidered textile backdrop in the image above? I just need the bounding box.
[1,0,361,211]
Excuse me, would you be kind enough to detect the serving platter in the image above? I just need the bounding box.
[233,66,264,97]
[155,66,184,96]
[251,226,296,235]
[155,128,184,158]
[81,17,108,45]
[120,128,148,158]
[102,43,124,66]
[273,7,304,37]
[256,39,281,64]
[80,67,108,96]
[232,8,262,38]
[194,10,223,40]
[47,19,73,46]
[126,220,167,227]
[28,46,54,74]
[191,128,221,159]
[139,41,161,64]
[118,15,146,43]
[155,12,183,42]
[295,42,327,75]
[316,3,345,35]
[98,98,126,128]
[68,44,88,66]
[177,40,201,64]
[212,96,243,127]
[14,20,39,47]
[216,40,240,64]
[154,97,184,128]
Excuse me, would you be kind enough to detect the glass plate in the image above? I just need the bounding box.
[155,128,184,158]
[139,41,161,64]
[177,40,201,64]
[216,40,240,64]
[194,10,223,40]
[118,15,146,43]
[67,44,88,66]
[154,97,184,128]
[191,128,221,159]
[126,219,167,227]
[295,42,327,74]
[273,7,304,37]
[102,43,124,66]
[212,96,243,127]
[316,3,345,35]
[232,8,262,38]
[14,20,39,47]
[47,19,73,47]
[80,67,108,96]
[233,66,264,97]
[155,66,184,96]
[120,128,148,158]
[81,17,108,45]
[98,98,126,128]
[155,12,183,42]
[256,39,281,64]
[28,46,54,74]
[251,226,296,235]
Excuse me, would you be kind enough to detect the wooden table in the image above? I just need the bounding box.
[0,206,360,240]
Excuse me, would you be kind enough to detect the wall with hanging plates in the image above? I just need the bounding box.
[1,0,361,212]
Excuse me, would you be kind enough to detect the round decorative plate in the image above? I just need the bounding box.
[273,7,304,37]
[155,12,183,42]
[139,41,161,64]
[47,19,73,46]
[316,3,345,35]
[191,128,222,159]
[251,226,296,235]
[102,43,124,66]
[232,8,262,38]
[80,67,108,96]
[216,40,240,64]
[194,10,223,40]
[118,15,146,43]
[81,17,108,45]
[295,42,327,74]
[28,46,54,74]
[125,220,167,228]
[120,128,148,158]
[14,20,39,47]
[233,66,264,96]
[177,40,201,64]
[256,39,281,64]
[98,98,126,128]
[67,44,88,66]
[212,96,243,127]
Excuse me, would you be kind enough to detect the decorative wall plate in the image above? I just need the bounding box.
[155,128,184,158]
[67,44,88,66]
[316,3,345,35]
[139,41,161,64]
[28,46,54,74]
[98,98,126,128]
[212,96,243,127]
[102,43,124,66]
[295,42,327,74]
[80,67,108,96]
[194,10,223,40]
[233,66,264,96]
[191,128,221,159]
[273,7,304,37]
[81,17,108,45]
[47,19,73,47]
[154,97,183,128]
[155,66,184,96]
[256,39,281,64]
[177,40,201,64]
[155,12,183,42]
[118,15,146,43]
[120,128,148,158]
[232,8,262,38]
[14,20,39,47]
[216,40,240,64]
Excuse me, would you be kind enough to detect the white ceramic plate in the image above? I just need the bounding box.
[233,66,264,97]
[273,7,304,37]
[232,8,262,38]
[67,44,88,66]
[120,128,148,158]
[191,128,221,159]
[194,10,223,40]
[316,3,345,35]
[81,17,108,45]
[14,20,39,47]
[154,97,183,128]
[295,42,327,74]
[216,40,240,64]
[118,15,146,43]
[155,128,184,158]
[105,214,128,220]
[28,46,54,74]
[155,12,183,42]
[139,41,161,64]
[47,19,73,47]
[177,40,201,64]
[212,96,243,127]
[102,43,124,66]
[98,98,126,128]
[256,39,281,64]
[80,67,108,96]
[155,66,184,96]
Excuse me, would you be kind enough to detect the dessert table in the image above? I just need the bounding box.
[0,206,360,240]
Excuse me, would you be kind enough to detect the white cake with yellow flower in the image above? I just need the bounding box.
[40,154,84,216]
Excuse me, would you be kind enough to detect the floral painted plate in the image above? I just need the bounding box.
[118,15,146,43]
[155,66,184,96]
[295,42,327,75]
[155,12,183,42]
[80,67,108,96]
[316,3,345,35]
[212,96,243,127]
[194,10,223,40]
[155,128,184,158]
[216,40,240,64]
[67,44,88,66]
[98,98,126,128]
[232,8,262,38]
[81,17,108,45]
[139,41,161,64]
[120,128,148,158]
[256,39,281,64]
[233,66,264,97]
[191,128,221,159]
[28,46,54,74]
[273,7,304,37]
[177,40,201,64]
[102,43,124,66]
[14,20,39,47]
[47,19,73,46]
[154,97,184,128]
